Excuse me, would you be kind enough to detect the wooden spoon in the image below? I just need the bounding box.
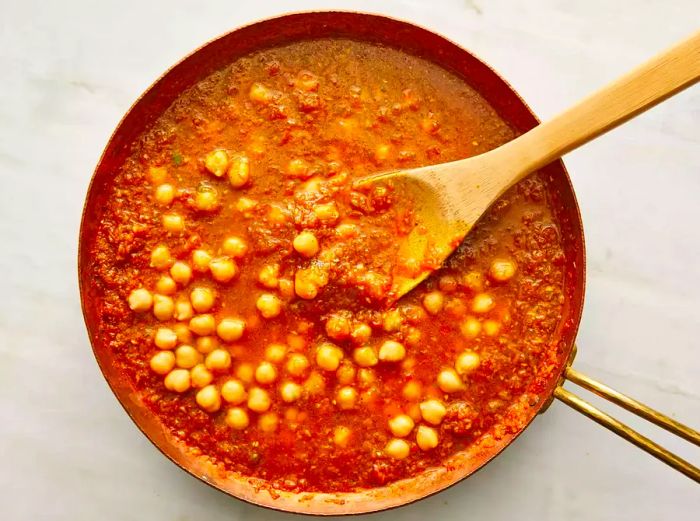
[359,31,700,301]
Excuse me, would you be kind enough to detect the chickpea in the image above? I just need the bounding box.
[333,426,351,448]
[190,287,215,313]
[325,314,351,340]
[249,82,274,103]
[190,364,214,388]
[221,379,246,404]
[483,320,500,336]
[236,362,255,384]
[350,322,372,344]
[256,293,282,319]
[150,245,172,270]
[189,314,216,336]
[286,353,310,377]
[175,345,201,369]
[293,231,319,257]
[235,196,258,213]
[353,346,378,367]
[216,317,246,342]
[336,362,356,385]
[195,385,222,413]
[286,158,309,178]
[422,291,444,315]
[336,386,358,410]
[462,271,484,292]
[304,371,326,395]
[294,273,318,300]
[225,407,250,430]
[389,414,415,437]
[255,362,278,385]
[316,343,343,371]
[402,380,422,401]
[357,368,376,388]
[378,340,406,362]
[384,438,410,459]
[209,256,238,283]
[162,213,185,232]
[258,412,279,433]
[375,143,391,161]
[164,369,190,393]
[382,309,403,332]
[148,166,167,184]
[222,236,248,258]
[205,348,231,371]
[174,298,194,321]
[264,343,286,363]
[228,154,250,188]
[150,351,175,375]
[155,183,175,205]
[489,259,517,282]
[195,335,217,354]
[155,276,176,295]
[153,327,177,349]
[194,185,219,211]
[405,327,421,347]
[152,294,174,321]
[169,262,192,286]
[460,317,482,339]
[247,387,271,413]
[257,264,279,289]
[455,350,481,375]
[192,249,213,272]
[173,323,193,344]
[416,425,439,450]
[313,202,340,223]
[204,149,229,177]
[128,288,153,312]
[280,381,302,403]
[437,368,464,393]
[472,293,495,314]
[420,399,447,425]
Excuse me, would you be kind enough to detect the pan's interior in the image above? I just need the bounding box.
[79,11,585,515]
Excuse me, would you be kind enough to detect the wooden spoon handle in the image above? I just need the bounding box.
[494,30,700,184]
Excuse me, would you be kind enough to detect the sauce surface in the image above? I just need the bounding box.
[90,39,567,492]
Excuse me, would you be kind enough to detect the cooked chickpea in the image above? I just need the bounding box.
[280,381,302,403]
[174,298,194,321]
[357,368,376,388]
[148,166,167,184]
[313,202,340,223]
[195,335,217,354]
[153,327,177,349]
[336,386,358,410]
[190,364,214,388]
[416,425,439,450]
[286,158,309,178]
[150,351,176,375]
[156,276,176,295]
[402,380,422,401]
[264,343,286,363]
[258,412,279,433]
[190,287,215,313]
[128,288,153,312]
[378,340,406,362]
[350,322,371,344]
[422,291,444,315]
[256,293,282,319]
[228,154,250,188]
[195,385,221,413]
[209,256,238,283]
[293,231,319,257]
[336,363,356,385]
[437,368,464,393]
[247,387,271,412]
[333,425,351,448]
[235,197,258,214]
[462,271,485,292]
[217,317,246,342]
[225,407,250,430]
[405,327,421,347]
[162,213,185,232]
[150,245,172,270]
[420,399,447,425]
[169,262,192,286]
[382,309,403,332]
[489,259,517,282]
[384,438,410,459]
[189,314,216,336]
[455,350,481,375]
[205,348,231,371]
[236,362,255,384]
[257,264,279,289]
[222,236,248,258]
[294,274,319,300]
[192,249,213,272]
[304,371,326,395]
[460,316,482,339]
[255,361,278,384]
[164,369,190,393]
[472,293,495,314]
[155,183,175,205]
[175,345,201,369]
[353,346,378,367]
[389,414,415,437]
[326,315,351,341]
[173,323,193,344]
[204,149,229,177]
[483,320,500,336]
[220,379,246,404]
[335,223,359,238]
[375,143,391,161]
[152,294,174,321]
[194,185,219,211]
[286,353,310,377]
[249,82,274,103]
[316,343,343,371]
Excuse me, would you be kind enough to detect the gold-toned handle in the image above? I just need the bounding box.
[554,365,700,483]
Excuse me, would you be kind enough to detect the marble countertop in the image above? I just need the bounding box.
[1,0,698,519]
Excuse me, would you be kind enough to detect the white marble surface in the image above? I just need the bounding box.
[1,0,699,519]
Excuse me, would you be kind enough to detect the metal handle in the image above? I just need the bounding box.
[554,363,700,483]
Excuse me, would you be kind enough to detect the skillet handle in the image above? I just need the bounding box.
[553,364,700,483]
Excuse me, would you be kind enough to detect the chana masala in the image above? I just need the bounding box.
[91,39,568,492]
